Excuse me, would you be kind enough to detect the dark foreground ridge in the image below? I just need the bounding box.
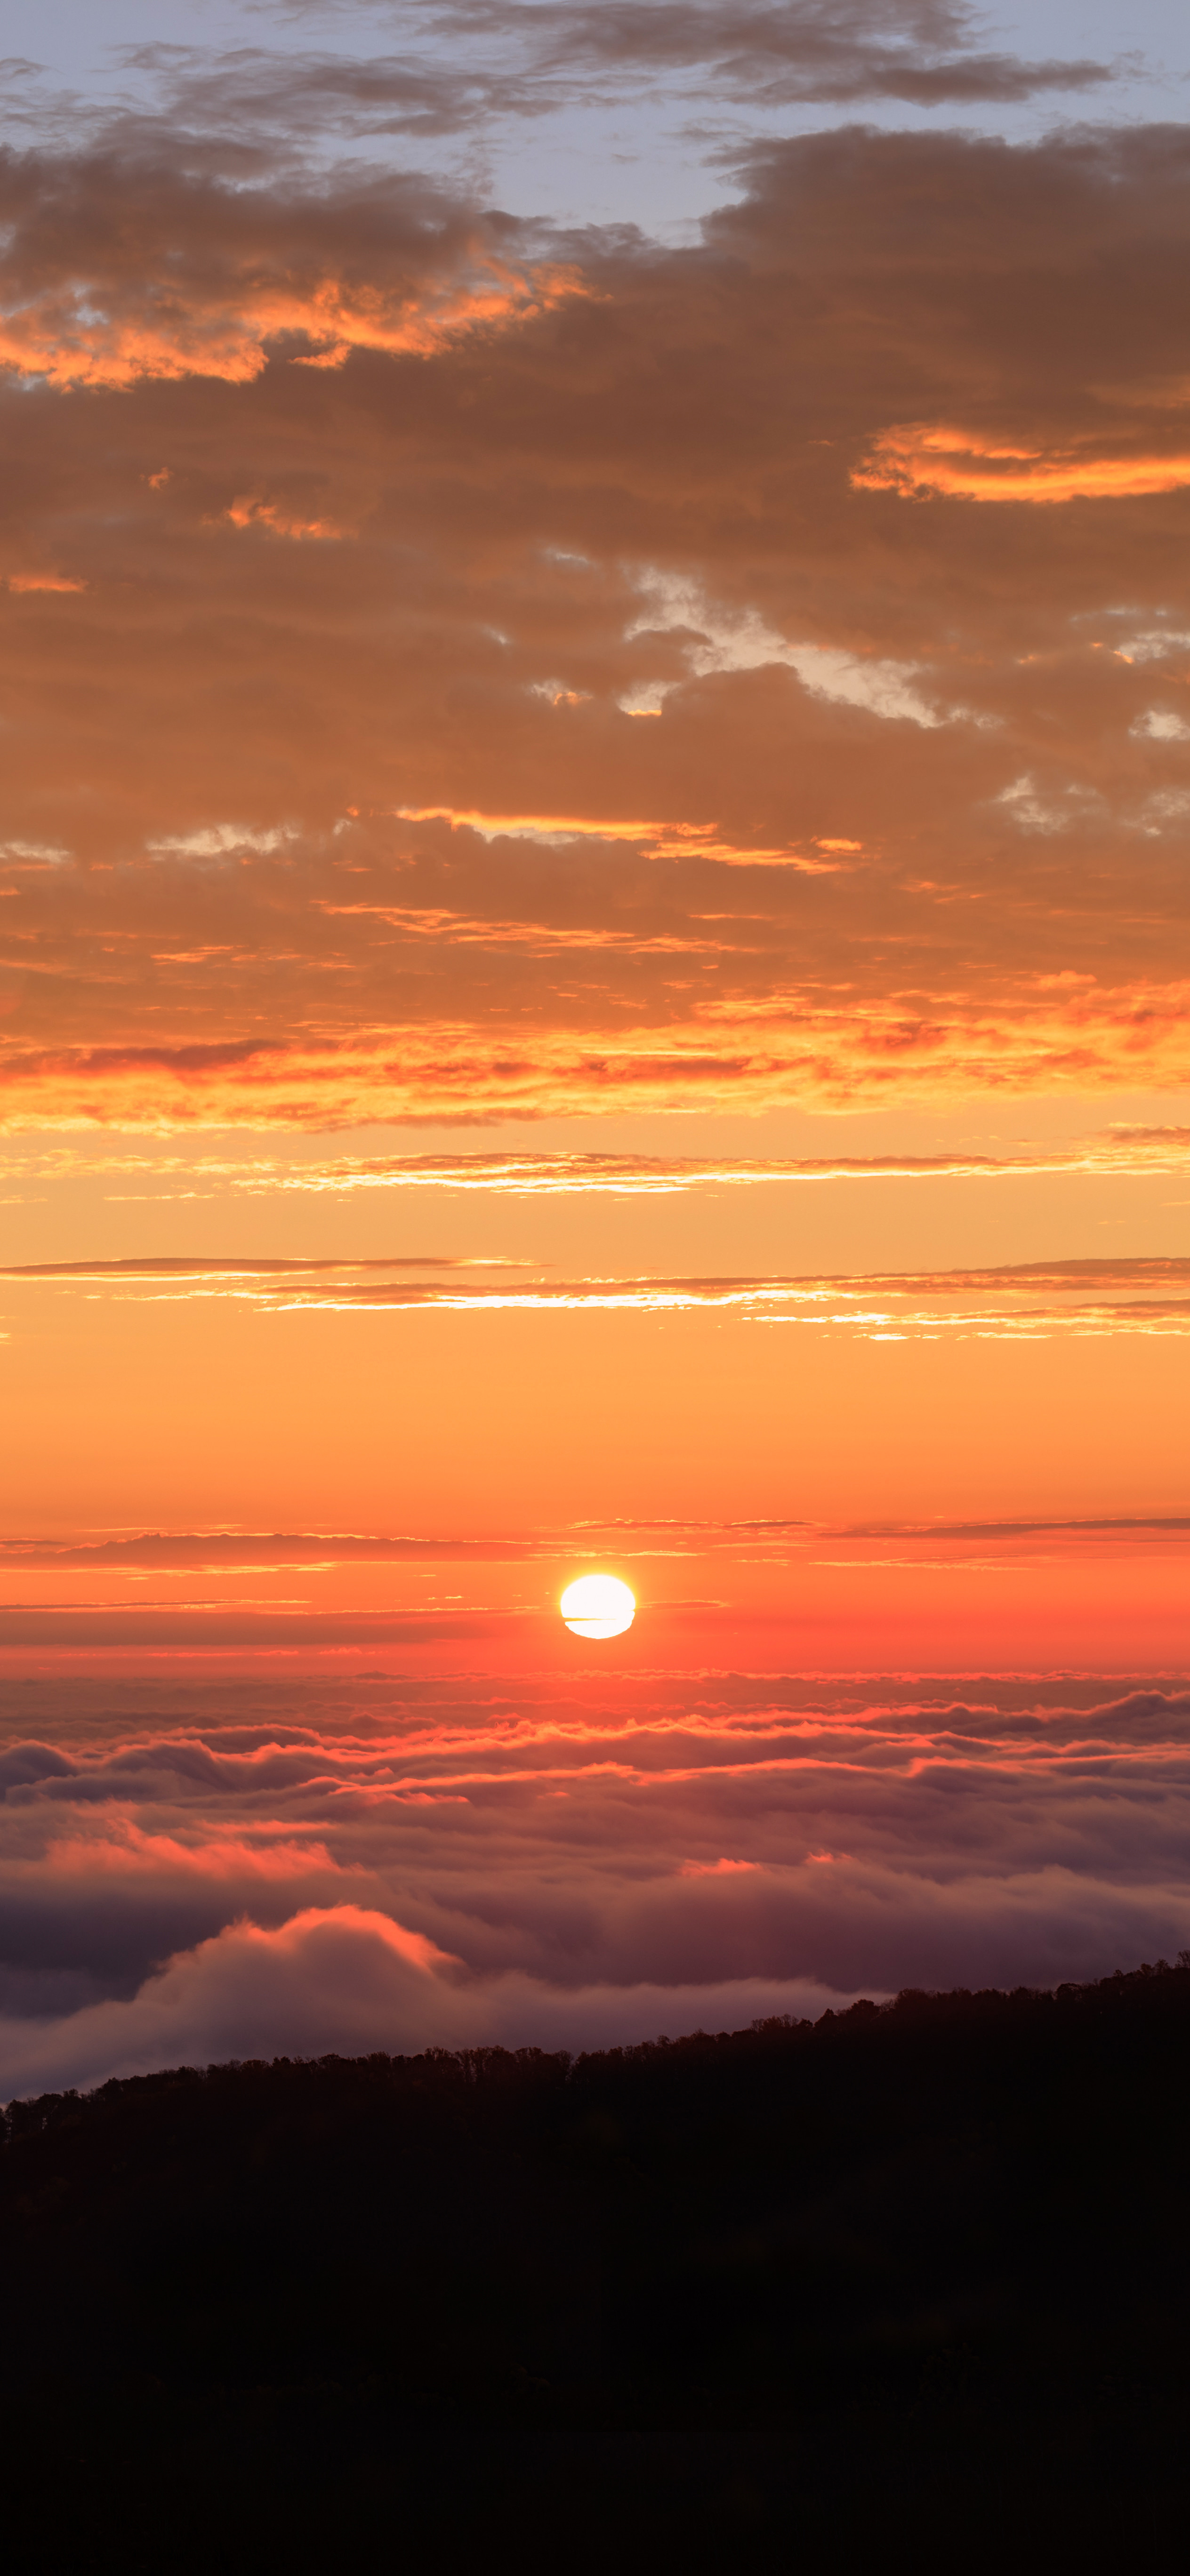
[6,1964,1190,2569]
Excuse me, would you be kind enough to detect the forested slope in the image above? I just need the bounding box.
[5,1964,1190,2568]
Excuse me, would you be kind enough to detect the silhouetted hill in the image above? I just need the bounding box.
[5,1963,1190,2570]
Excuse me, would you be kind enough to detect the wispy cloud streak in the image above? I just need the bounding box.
[8,1254,1190,1338]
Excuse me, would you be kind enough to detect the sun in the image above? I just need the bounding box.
[561,1573,636,1639]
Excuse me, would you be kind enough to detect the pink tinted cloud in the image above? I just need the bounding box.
[3,1672,1190,2094]
[42,1817,343,1883]
[0,1903,859,2100]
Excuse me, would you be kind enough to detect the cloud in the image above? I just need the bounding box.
[0,1253,525,1279]
[627,570,947,726]
[3,125,1190,1126]
[854,426,1190,504]
[106,40,523,152]
[682,1855,760,1875]
[4,1505,1190,1586]
[1104,626,1190,664]
[0,1901,864,2098]
[1133,709,1190,742]
[9,1127,1177,1200]
[8,5,1110,185]
[0,1530,541,1571]
[7,1252,1190,1337]
[5,992,1190,1128]
[456,0,1111,106]
[393,803,819,861]
[0,149,585,388]
[145,825,298,857]
[5,1664,1190,2093]
[225,493,353,540]
[0,1908,464,2095]
[188,1128,1190,1193]
[7,123,1190,1128]
[42,1818,341,1884]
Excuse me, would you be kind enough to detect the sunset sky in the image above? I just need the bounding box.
[3,0,1190,2094]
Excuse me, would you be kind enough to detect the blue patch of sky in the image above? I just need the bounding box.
[0,1,1186,236]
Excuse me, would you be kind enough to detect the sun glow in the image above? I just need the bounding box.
[852,425,1190,503]
[560,1574,636,1639]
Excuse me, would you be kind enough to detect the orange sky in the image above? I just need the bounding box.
[2,6,1190,2089]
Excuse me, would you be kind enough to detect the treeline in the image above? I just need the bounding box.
[5,1961,1190,2568]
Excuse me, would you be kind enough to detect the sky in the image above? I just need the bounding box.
[3,0,1190,2095]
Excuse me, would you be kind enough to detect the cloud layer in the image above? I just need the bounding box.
[3,124,1190,1122]
[3,1663,1190,2095]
